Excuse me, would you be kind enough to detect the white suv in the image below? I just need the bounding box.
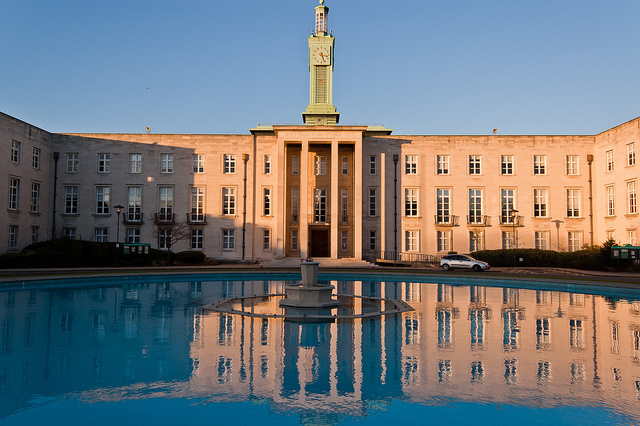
[440,254,490,272]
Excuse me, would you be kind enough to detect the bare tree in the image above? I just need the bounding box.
[153,213,192,263]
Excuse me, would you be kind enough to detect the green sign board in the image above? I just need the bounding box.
[611,245,640,260]
[123,243,151,255]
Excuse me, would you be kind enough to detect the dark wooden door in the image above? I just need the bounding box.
[309,229,329,257]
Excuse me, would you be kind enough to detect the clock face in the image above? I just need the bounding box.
[312,46,330,65]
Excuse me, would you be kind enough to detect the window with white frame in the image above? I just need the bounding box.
[628,229,637,245]
[127,228,141,243]
[341,189,349,223]
[291,229,299,251]
[502,231,514,249]
[191,187,205,221]
[568,231,582,252]
[342,156,348,175]
[469,231,483,252]
[606,185,615,216]
[8,225,18,249]
[533,155,546,175]
[191,229,204,249]
[161,153,173,173]
[501,189,516,223]
[31,226,39,244]
[313,189,327,222]
[158,229,171,249]
[369,155,376,175]
[566,155,579,175]
[222,187,236,215]
[10,141,20,163]
[533,189,548,217]
[437,155,449,175]
[629,180,638,214]
[291,189,299,223]
[263,229,271,250]
[468,189,483,224]
[405,155,418,175]
[314,156,326,175]
[436,188,450,223]
[95,186,110,215]
[8,177,20,210]
[368,188,377,217]
[30,182,40,213]
[158,187,173,220]
[67,153,78,172]
[405,230,419,252]
[341,230,348,251]
[501,155,514,175]
[369,230,376,251]
[264,155,271,174]
[222,229,235,250]
[628,142,636,167]
[193,154,205,173]
[63,227,76,240]
[436,230,450,252]
[263,187,271,216]
[469,155,481,175]
[97,153,110,173]
[606,149,614,172]
[292,156,299,175]
[405,188,418,217]
[32,147,41,169]
[127,186,142,221]
[64,186,78,214]
[95,228,109,243]
[223,154,236,174]
[606,230,615,242]
[129,153,142,173]
[535,231,549,250]
[566,189,581,217]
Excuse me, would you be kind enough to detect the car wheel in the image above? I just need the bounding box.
[472,264,482,272]
[442,264,451,271]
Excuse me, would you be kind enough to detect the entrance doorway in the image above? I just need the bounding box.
[309,229,330,257]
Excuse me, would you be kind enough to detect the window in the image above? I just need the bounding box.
[95,228,109,243]
[32,147,41,169]
[263,229,271,251]
[469,231,483,252]
[368,188,377,217]
[64,186,78,214]
[129,153,142,173]
[8,178,20,210]
[30,182,40,213]
[63,227,77,240]
[11,140,21,164]
[606,230,615,241]
[342,156,348,175]
[8,225,18,249]
[158,187,173,220]
[222,187,236,215]
[436,189,450,223]
[606,185,615,216]
[566,155,579,175]
[533,155,546,175]
[127,186,142,222]
[291,230,299,251]
[67,153,78,172]
[437,155,449,175]
[292,156,299,175]
[291,189,299,223]
[533,189,548,217]
[193,154,205,173]
[161,154,173,173]
[126,228,141,243]
[568,231,582,252]
[436,230,450,252]
[629,180,638,214]
[468,189,483,224]
[191,229,204,249]
[566,189,581,217]
[95,186,110,215]
[263,188,271,216]
[628,229,637,245]
[405,230,419,251]
[405,155,417,175]
[222,229,235,250]
[501,155,514,175]
[369,156,377,175]
[264,155,271,174]
[314,156,326,175]
[190,187,205,221]
[158,229,171,249]
[341,189,349,223]
[469,155,481,175]
[313,189,327,222]
[501,189,516,223]
[369,230,376,251]
[502,231,514,249]
[606,149,614,172]
[97,153,110,173]
[535,231,549,250]
[31,226,39,244]
[405,188,418,217]
[628,142,636,166]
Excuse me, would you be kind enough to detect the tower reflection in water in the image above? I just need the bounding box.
[1,278,639,423]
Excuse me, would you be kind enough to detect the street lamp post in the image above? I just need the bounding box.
[511,209,519,266]
[551,219,564,251]
[114,204,124,266]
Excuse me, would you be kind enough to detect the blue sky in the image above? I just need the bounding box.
[2,0,639,135]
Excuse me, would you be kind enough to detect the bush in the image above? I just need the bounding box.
[174,251,206,265]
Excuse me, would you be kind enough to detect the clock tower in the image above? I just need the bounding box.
[303,0,339,126]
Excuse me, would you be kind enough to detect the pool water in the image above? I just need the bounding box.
[1,274,639,425]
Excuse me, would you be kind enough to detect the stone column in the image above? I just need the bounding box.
[354,138,363,260]
[300,140,309,259]
[380,152,386,253]
[330,139,339,259]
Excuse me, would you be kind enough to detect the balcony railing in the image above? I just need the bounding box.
[309,214,330,224]
[434,215,459,227]
[187,213,206,224]
[499,215,525,227]
[467,215,491,227]
[363,249,442,266]
[123,212,143,224]
[153,212,175,224]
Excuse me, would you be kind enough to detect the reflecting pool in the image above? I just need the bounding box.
[1,274,640,425]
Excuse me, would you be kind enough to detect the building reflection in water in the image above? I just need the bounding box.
[0,278,640,422]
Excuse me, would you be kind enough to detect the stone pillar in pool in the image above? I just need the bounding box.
[279,262,340,309]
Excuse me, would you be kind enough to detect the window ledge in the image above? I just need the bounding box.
[625,213,639,218]
[7,209,21,213]
[29,211,41,216]
[564,217,585,220]
[92,214,112,218]
[61,213,79,217]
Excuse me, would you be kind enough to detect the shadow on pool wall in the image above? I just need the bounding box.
[0,278,639,424]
